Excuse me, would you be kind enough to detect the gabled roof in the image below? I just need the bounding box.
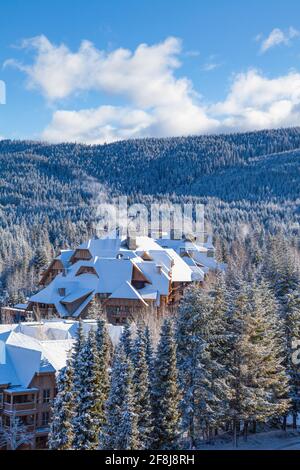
[95,258,133,293]
[29,235,218,319]
[133,259,170,296]
[0,320,124,388]
[61,287,94,304]
[109,281,148,305]
[165,249,194,282]
[57,250,74,267]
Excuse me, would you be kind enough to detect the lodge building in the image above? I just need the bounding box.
[0,320,121,449]
[25,233,221,325]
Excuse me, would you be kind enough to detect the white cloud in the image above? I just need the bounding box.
[7,35,218,143]
[7,36,300,143]
[212,69,300,131]
[202,56,222,72]
[259,27,299,53]
[185,50,200,57]
[42,106,155,144]
[202,63,219,72]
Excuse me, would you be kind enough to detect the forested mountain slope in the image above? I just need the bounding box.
[1,127,300,202]
[0,127,299,303]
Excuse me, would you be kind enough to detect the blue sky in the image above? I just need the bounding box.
[1,0,300,143]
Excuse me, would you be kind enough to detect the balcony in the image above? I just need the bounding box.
[36,426,50,435]
[4,402,37,413]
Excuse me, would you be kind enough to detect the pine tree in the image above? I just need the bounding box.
[102,344,124,449]
[32,246,49,276]
[284,291,300,428]
[227,282,290,446]
[152,318,181,450]
[48,361,75,450]
[227,286,257,446]
[120,321,132,358]
[72,320,85,413]
[176,281,231,446]
[144,325,155,384]
[72,320,85,369]
[132,327,153,449]
[249,282,289,427]
[96,318,112,404]
[72,329,105,449]
[118,355,139,450]
[88,296,103,319]
[102,344,139,450]
[264,236,299,302]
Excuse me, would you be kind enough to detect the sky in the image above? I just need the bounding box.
[1,0,300,143]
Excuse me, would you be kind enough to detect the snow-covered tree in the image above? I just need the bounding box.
[102,344,139,450]
[0,412,35,450]
[227,282,289,446]
[118,355,139,450]
[32,246,50,277]
[120,321,132,358]
[72,320,85,369]
[48,360,75,450]
[132,327,153,449]
[176,280,231,446]
[88,297,103,319]
[72,329,105,449]
[144,325,155,384]
[152,318,181,450]
[96,318,112,403]
[284,291,300,428]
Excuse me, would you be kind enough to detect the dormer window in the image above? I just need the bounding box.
[58,288,66,296]
[141,251,153,261]
[132,280,146,290]
[75,266,99,277]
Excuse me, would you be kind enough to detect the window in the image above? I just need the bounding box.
[132,280,145,290]
[3,415,10,426]
[4,394,11,404]
[19,415,34,426]
[41,412,50,426]
[42,389,51,403]
[0,393,3,407]
[13,394,34,404]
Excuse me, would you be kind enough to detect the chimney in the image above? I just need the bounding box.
[171,228,182,240]
[184,232,196,242]
[156,264,163,274]
[127,232,137,250]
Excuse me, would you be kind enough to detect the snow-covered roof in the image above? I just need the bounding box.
[14,303,29,310]
[0,320,124,389]
[28,234,218,319]
[109,281,148,305]
[56,249,74,267]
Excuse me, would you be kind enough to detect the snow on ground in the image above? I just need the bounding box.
[198,430,300,450]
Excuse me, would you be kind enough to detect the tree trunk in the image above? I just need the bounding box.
[233,419,238,448]
[252,420,257,434]
[189,416,196,449]
[282,415,287,431]
[292,412,297,430]
[243,421,248,441]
